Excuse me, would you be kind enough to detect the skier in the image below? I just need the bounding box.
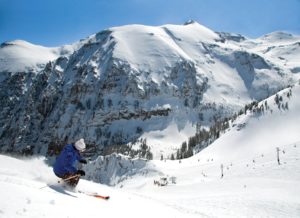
[53,138,88,188]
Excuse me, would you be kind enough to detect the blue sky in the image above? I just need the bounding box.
[1,0,300,46]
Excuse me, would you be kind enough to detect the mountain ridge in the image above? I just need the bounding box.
[0,22,299,158]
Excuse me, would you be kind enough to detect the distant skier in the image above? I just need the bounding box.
[53,138,87,187]
[220,164,224,178]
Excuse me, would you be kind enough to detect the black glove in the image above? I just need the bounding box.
[79,159,87,164]
[77,170,85,176]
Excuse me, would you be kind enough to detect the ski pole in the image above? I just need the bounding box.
[39,185,49,189]
[40,174,81,189]
[58,174,81,183]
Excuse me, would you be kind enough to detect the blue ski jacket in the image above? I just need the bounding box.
[53,144,84,177]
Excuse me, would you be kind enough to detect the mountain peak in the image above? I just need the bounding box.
[259,31,297,42]
[0,39,35,48]
[183,19,197,25]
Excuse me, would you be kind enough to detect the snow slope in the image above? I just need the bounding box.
[0,155,195,218]
[0,40,82,73]
[196,84,300,163]
[111,22,219,72]
[1,83,299,217]
[246,32,300,74]
[114,82,300,217]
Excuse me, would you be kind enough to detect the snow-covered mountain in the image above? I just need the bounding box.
[82,81,300,185]
[0,82,299,217]
[0,21,299,158]
[0,39,84,73]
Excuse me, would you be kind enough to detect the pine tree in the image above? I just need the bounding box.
[264,101,268,110]
[170,154,175,160]
[181,141,187,154]
[285,102,289,110]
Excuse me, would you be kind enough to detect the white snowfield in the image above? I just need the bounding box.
[0,40,83,73]
[1,84,300,217]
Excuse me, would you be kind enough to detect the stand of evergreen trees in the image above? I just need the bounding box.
[175,88,293,160]
[175,117,230,160]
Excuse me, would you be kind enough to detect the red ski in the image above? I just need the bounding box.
[92,194,110,200]
[78,190,110,200]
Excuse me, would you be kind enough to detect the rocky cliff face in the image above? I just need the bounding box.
[0,22,299,158]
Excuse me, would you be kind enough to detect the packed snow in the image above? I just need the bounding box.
[1,83,300,217]
[0,155,189,218]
